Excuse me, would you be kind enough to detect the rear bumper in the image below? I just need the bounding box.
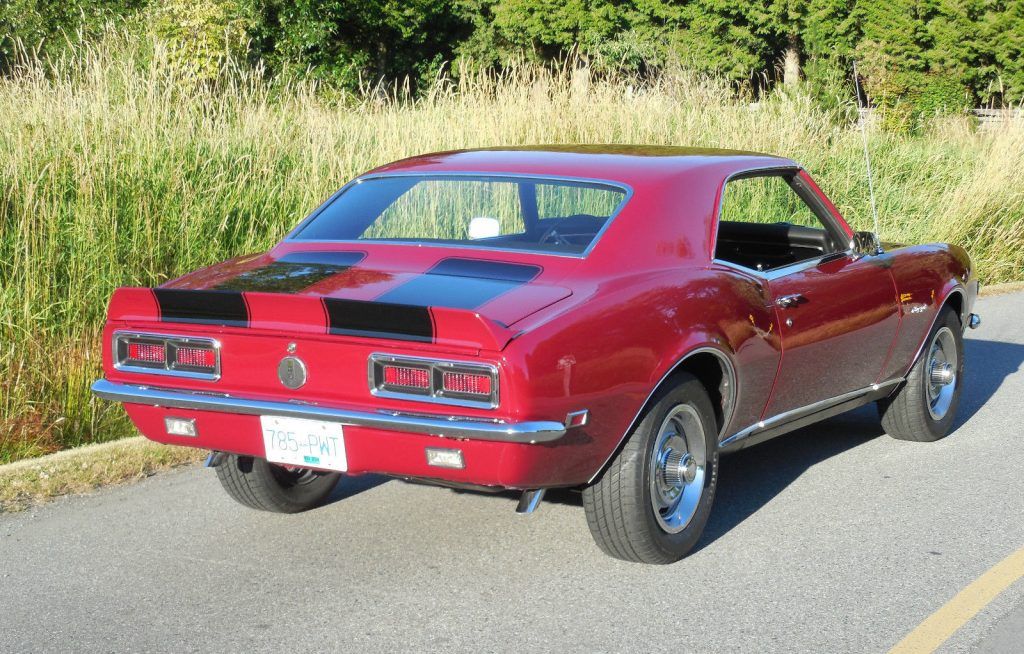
[91,379,567,444]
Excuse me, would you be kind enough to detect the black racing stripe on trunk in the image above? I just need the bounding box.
[376,258,542,310]
[213,251,366,293]
[154,289,249,327]
[323,298,433,343]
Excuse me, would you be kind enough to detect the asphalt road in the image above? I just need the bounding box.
[3,290,1024,654]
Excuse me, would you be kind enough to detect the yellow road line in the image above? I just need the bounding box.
[889,545,1024,654]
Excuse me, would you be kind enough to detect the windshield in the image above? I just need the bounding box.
[291,175,629,255]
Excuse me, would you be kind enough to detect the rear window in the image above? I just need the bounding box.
[291,175,628,255]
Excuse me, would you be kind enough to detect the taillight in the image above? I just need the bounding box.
[442,371,492,395]
[127,342,166,365]
[370,354,498,408]
[114,332,220,380]
[383,365,431,389]
[174,346,217,369]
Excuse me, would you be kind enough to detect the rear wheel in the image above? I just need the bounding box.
[878,307,964,441]
[582,373,719,564]
[215,455,341,513]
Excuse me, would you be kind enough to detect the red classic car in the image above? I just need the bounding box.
[93,146,980,563]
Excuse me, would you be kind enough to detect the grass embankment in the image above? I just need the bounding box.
[1,35,1022,463]
[0,437,203,512]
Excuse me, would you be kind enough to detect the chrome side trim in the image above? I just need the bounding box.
[718,378,904,448]
[91,379,565,444]
[586,345,738,484]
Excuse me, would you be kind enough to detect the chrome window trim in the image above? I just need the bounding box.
[709,165,853,275]
[91,379,563,444]
[587,345,738,484]
[711,249,855,282]
[284,172,635,259]
[112,331,222,381]
[368,352,500,410]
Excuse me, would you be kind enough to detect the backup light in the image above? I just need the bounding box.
[165,416,198,437]
[425,447,465,469]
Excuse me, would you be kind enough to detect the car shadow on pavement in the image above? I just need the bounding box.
[695,406,884,551]
[956,338,1024,425]
[325,472,390,505]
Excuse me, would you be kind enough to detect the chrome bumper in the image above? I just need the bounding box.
[91,379,567,444]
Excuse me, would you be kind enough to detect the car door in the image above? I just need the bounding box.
[764,253,899,416]
[713,169,900,419]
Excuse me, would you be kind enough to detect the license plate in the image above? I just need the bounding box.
[260,416,347,472]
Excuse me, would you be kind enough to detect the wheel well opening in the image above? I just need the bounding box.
[944,290,964,324]
[672,352,728,436]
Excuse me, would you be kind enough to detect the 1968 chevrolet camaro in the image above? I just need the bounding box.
[93,146,980,563]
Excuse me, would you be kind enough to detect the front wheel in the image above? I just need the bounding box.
[215,455,341,513]
[877,307,964,442]
[582,373,719,564]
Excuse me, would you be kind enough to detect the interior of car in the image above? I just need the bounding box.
[715,220,840,271]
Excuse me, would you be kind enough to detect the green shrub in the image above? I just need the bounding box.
[150,0,251,82]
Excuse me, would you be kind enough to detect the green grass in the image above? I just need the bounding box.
[1,34,1022,462]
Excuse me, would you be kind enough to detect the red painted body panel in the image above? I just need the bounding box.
[98,146,977,490]
[761,254,900,416]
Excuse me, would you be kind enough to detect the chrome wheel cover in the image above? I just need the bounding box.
[925,326,959,421]
[649,404,707,534]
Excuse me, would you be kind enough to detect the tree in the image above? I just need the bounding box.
[245,0,471,89]
[0,0,147,72]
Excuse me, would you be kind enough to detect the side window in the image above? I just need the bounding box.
[715,174,840,272]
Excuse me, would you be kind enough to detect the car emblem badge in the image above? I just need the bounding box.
[277,356,307,390]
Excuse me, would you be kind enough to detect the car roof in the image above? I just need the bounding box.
[366,145,797,187]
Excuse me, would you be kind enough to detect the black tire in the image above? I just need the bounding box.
[878,307,964,442]
[582,373,719,564]
[215,455,341,513]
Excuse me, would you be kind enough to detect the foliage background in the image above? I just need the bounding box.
[3,0,1024,111]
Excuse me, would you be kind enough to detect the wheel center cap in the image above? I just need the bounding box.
[930,361,955,386]
[662,451,697,487]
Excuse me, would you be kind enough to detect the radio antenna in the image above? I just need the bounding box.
[852,60,880,240]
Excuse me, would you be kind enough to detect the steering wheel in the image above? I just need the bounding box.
[538,215,606,247]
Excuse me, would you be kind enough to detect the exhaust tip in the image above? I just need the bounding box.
[515,489,546,514]
[968,313,981,329]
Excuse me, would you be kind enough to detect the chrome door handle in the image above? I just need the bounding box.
[775,294,806,308]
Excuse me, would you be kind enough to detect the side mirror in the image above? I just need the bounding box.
[851,230,883,256]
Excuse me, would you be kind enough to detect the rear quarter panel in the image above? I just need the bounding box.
[501,267,782,485]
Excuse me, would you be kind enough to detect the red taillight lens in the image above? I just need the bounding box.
[442,371,492,395]
[127,342,166,363]
[383,365,430,389]
[175,346,216,369]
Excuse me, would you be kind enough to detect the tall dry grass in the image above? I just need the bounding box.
[1,34,1022,461]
